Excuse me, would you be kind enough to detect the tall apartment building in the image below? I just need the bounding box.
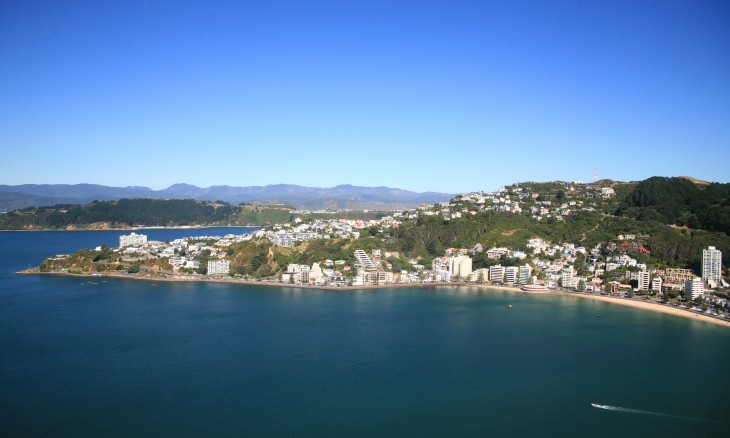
[448,255,473,279]
[489,265,505,283]
[702,246,722,288]
[560,266,575,289]
[518,264,532,285]
[638,270,650,291]
[651,277,663,292]
[504,266,519,284]
[119,232,147,248]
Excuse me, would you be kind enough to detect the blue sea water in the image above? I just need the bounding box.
[1,229,729,437]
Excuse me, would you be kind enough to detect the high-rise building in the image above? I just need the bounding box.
[489,265,505,283]
[702,246,722,288]
[651,277,663,292]
[638,270,650,291]
[504,266,519,284]
[518,264,532,285]
[560,266,575,289]
[448,255,472,279]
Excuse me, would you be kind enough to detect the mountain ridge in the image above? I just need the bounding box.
[0,183,453,211]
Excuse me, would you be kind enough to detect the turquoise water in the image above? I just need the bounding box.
[1,230,729,437]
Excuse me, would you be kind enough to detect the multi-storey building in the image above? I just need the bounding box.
[560,266,575,289]
[702,246,722,288]
[651,277,663,292]
[207,259,230,275]
[638,270,650,291]
[684,277,704,300]
[489,265,505,283]
[664,268,695,284]
[448,255,472,279]
[119,232,147,248]
[504,266,519,284]
[354,250,377,271]
[518,264,532,285]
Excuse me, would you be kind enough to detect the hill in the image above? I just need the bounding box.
[0,183,453,211]
[616,177,730,234]
[0,199,293,229]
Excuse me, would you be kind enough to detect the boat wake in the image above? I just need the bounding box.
[591,403,664,416]
[590,403,711,422]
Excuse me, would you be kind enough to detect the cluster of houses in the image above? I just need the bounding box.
[264,216,400,247]
[428,182,615,222]
[115,232,254,275]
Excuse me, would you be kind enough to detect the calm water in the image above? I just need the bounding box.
[1,230,729,437]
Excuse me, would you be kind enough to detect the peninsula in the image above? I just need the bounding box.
[21,177,730,327]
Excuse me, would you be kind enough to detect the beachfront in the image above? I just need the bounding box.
[22,269,730,329]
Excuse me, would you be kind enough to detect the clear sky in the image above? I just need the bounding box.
[1,0,728,194]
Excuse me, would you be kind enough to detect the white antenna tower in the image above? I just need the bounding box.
[594,162,599,183]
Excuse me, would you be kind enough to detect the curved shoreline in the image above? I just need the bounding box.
[20,270,730,328]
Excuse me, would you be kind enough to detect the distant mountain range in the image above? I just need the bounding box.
[0,183,453,211]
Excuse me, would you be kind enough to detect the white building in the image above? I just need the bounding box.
[119,232,147,248]
[518,264,532,285]
[702,246,722,288]
[448,255,473,279]
[489,265,505,283]
[207,259,230,275]
[354,250,378,271]
[651,277,663,292]
[309,262,325,284]
[469,268,489,282]
[286,264,310,274]
[685,277,704,300]
[560,266,575,289]
[504,266,519,284]
[638,270,651,291]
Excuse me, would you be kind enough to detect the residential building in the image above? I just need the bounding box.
[207,259,230,275]
[309,263,325,284]
[651,277,663,293]
[286,264,310,274]
[377,271,394,284]
[469,268,489,282]
[638,270,650,291]
[354,250,377,270]
[489,265,505,283]
[560,266,575,289]
[518,264,532,285]
[664,268,695,284]
[685,277,704,300]
[504,266,518,284]
[119,232,147,248]
[702,246,722,288]
[448,255,472,279]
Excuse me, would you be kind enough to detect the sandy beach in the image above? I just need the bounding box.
[21,270,730,328]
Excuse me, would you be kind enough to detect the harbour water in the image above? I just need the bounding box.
[1,230,729,437]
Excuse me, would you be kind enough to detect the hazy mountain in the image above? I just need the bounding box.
[0,183,453,212]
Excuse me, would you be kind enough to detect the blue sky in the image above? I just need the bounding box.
[1,0,728,194]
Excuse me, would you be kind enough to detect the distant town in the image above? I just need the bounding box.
[34,180,729,321]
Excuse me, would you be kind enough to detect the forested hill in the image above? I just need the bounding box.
[0,199,294,229]
[616,177,730,234]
